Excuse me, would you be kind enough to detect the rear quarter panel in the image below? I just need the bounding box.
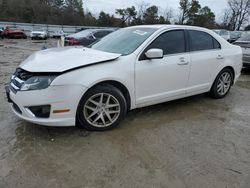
[213,44,242,85]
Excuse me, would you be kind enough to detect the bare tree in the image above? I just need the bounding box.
[179,0,189,24]
[227,0,250,30]
[136,1,150,20]
[163,7,174,23]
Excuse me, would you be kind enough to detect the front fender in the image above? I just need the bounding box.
[52,56,136,109]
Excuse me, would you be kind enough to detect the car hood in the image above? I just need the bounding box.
[20,47,121,73]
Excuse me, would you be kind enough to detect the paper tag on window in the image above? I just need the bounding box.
[133,30,148,36]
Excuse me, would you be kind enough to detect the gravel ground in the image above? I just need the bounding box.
[0,39,250,188]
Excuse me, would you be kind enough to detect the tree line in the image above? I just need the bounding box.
[0,0,249,30]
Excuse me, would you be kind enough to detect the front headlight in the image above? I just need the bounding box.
[20,76,56,91]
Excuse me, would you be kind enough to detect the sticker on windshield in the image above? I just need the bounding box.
[133,30,148,36]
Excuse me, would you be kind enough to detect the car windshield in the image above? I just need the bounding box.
[237,33,250,41]
[68,29,94,39]
[91,27,157,55]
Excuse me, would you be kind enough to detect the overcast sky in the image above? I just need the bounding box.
[85,0,228,21]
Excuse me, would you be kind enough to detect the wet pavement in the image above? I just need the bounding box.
[0,39,250,188]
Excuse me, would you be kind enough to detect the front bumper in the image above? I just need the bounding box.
[31,35,46,39]
[6,84,87,126]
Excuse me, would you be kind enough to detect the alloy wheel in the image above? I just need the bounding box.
[216,72,231,96]
[83,93,121,127]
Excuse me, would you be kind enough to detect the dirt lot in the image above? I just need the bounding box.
[0,39,250,188]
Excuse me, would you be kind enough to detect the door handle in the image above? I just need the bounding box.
[178,61,189,65]
[216,55,224,60]
[178,57,189,65]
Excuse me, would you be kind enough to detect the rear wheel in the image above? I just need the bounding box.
[210,68,233,99]
[76,84,127,131]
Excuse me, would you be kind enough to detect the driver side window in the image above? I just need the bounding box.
[147,30,186,55]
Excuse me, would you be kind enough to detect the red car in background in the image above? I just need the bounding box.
[3,26,27,39]
[65,29,115,46]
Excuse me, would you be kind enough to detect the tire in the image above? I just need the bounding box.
[76,84,127,131]
[209,68,234,99]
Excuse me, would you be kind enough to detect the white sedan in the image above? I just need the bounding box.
[30,29,48,40]
[6,25,242,131]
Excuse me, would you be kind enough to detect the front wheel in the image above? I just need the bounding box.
[76,84,127,131]
[210,68,234,99]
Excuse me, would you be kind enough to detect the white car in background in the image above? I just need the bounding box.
[51,30,65,38]
[213,29,231,42]
[234,32,250,68]
[6,25,242,131]
[30,28,48,40]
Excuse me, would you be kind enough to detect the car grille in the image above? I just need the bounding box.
[10,68,33,93]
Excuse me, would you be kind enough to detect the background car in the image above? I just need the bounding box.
[30,28,48,40]
[234,32,250,68]
[64,29,115,46]
[51,30,65,38]
[213,29,230,41]
[0,28,4,39]
[3,26,27,39]
[229,31,244,43]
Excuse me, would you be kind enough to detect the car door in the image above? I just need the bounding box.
[135,30,191,105]
[187,30,223,93]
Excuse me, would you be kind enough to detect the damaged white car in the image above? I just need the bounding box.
[6,25,242,131]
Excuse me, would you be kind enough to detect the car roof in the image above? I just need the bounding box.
[128,24,215,33]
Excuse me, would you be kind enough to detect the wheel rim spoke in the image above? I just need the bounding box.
[106,104,119,108]
[99,93,104,104]
[104,111,113,123]
[89,99,99,106]
[108,110,120,114]
[100,113,106,125]
[87,110,99,120]
[93,113,102,123]
[106,95,111,106]
[85,105,96,112]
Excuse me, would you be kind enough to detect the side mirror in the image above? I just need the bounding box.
[145,49,163,59]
